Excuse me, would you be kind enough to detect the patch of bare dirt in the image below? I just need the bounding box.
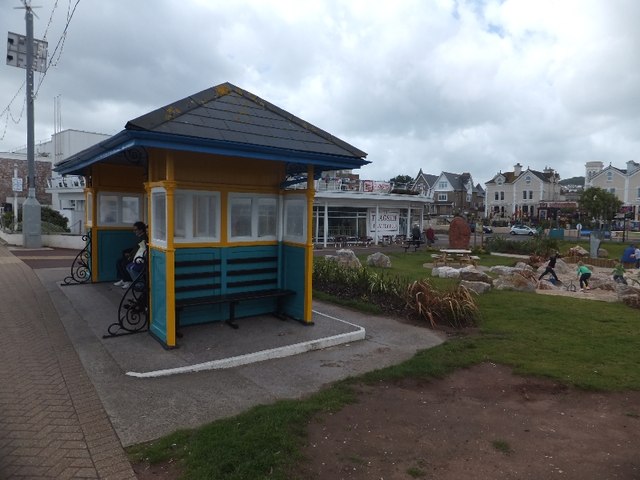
[294,363,640,480]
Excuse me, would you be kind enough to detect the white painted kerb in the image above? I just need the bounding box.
[126,310,366,378]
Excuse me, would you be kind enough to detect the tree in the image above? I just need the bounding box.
[389,175,413,186]
[578,187,622,227]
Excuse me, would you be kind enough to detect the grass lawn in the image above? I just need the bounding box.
[128,251,640,479]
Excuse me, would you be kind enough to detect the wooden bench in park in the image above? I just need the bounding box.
[174,256,294,331]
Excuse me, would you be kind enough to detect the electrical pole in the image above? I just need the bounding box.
[22,3,41,248]
[6,2,47,247]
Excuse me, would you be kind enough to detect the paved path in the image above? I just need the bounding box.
[0,244,136,479]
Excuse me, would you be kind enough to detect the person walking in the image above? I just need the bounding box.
[425,226,435,247]
[538,250,561,284]
[576,261,592,291]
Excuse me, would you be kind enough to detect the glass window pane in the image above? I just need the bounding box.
[174,194,187,239]
[195,194,217,238]
[258,198,277,237]
[122,196,140,224]
[99,195,118,224]
[152,191,166,242]
[86,192,93,224]
[285,200,305,237]
[231,197,252,237]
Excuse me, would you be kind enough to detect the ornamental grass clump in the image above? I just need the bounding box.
[405,280,479,329]
[312,258,406,312]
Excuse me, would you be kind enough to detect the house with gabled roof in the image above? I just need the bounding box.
[430,171,484,218]
[55,82,368,348]
[485,163,560,221]
[586,161,640,220]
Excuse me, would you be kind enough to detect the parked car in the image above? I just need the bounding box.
[510,225,537,236]
[469,223,493,234]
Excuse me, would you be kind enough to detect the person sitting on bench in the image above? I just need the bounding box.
[114,221,148,289]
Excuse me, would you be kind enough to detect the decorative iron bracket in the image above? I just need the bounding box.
[63,232,92,285]
[104,254,149,338]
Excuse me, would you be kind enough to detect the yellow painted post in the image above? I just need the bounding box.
[164,153,177,346]
[304,165,315,322]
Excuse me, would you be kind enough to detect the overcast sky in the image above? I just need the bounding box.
[2,0,639,185]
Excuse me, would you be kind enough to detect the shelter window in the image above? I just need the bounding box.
[86,191,93,225]
[284,195,306,243]
[97,192,142,226]
[438,193,447,201]
[174,190,220,242]
[228,193,279,241]
[151,188,167,246]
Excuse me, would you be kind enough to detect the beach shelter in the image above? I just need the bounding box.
[55,82,368,347]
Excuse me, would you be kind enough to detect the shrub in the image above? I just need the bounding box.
[41,206,69,232]
[312,258,479,329]
[485,236,558,256]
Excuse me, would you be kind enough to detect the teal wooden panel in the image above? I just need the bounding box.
[96,230,138,282]
[282,244,306,320]
[175,248,226,326]
[149,250,167,343]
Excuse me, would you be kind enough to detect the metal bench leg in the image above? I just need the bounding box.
[226,301,240,329]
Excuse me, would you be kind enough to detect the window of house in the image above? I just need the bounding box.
[151,188,167,245]
[174,190,220,242]
[438,181,447,189]
[500,191,504,200]
[609,187,616,194]
[438,193,447,201]
[529,191,533,200]
[283,195,306,243]
[97,192,142,226]
[522,191,527,200]
[228,194,279,242]
[494,192,499,201]
[525,175,531,184]
[637,187,640,199]
[607,171,613,181]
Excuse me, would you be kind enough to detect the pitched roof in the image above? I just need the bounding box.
[55,82,368,175]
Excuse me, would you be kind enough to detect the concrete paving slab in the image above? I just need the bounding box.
[36,266,445,447]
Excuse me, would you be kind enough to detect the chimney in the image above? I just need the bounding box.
[513,163,522,176]
[626,160,639,174]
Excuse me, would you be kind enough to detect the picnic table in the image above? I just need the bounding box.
[434,249,478,266]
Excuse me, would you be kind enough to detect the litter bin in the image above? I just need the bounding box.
[549,228,564,240]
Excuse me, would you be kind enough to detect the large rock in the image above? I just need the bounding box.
[460,280,492,294]
[568,245,589,257]
[598,248,609,258]
[431,266,461,278]
[490,265,531,276]
[494,272,537,292]
[326,249,362,268]
[448,217,471,249]
[458,266,493,284]
[366,251,391,268]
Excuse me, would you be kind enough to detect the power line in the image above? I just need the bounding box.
[35,0,82,96]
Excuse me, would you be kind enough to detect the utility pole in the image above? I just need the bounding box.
[6,2,47,247]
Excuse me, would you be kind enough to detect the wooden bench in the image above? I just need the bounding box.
[174,255,294,331]
[402,239,424,252]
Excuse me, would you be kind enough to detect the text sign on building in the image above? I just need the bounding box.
[6,31,48,73]
[369,209,399,235]
[12,177,23,192]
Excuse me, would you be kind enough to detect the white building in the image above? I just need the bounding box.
[484,163,561,221]
[585,160,640,220]
[37,130,111,233]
